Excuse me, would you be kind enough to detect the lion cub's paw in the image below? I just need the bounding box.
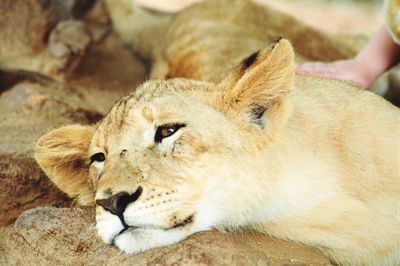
[48,20,91,58]
[44,20,91,77]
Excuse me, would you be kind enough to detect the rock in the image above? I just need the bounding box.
[0,71,102,225]
[0,207,332,265]
[0,156,71,226]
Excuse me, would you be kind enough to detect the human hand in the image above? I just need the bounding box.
[296,59,375,89]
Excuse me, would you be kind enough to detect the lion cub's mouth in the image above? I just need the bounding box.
[115,214,195,237]
[117,225,136,236]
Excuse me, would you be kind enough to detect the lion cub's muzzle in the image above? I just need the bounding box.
[96,186,143,225]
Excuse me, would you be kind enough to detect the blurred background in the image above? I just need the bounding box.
[138,0,383,35]
[259,0,383,35]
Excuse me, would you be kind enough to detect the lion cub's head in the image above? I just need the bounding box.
[35,39,295,252]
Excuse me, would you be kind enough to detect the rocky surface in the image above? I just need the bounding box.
[0,73,97,225]
[0,207,332,266]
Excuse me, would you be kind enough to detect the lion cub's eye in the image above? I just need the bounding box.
[155,124,186,143]
[90,152,106,164]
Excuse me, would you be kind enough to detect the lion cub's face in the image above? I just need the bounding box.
[35,39,295,252]
[92,79,248,243]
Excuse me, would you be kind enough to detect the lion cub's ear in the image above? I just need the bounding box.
[215,38,294,134]
[35,125,96,205]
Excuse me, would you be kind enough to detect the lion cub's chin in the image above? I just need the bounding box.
[112,227,193,254]
[96,207,202,253]
[95,210,125,244]
[96,214,198,254]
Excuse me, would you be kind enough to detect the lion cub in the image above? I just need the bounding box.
[35,39,400,265]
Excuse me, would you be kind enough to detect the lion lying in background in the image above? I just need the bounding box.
[34,1,400,265]
[103,0,359,82]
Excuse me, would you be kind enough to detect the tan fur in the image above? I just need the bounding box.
[35,39,400,265]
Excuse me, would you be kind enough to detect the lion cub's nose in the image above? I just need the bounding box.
[96,187,143,215]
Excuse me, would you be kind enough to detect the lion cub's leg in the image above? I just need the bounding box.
[42,20,91,78]
[103,0,171,63]
[113,227,191,254]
